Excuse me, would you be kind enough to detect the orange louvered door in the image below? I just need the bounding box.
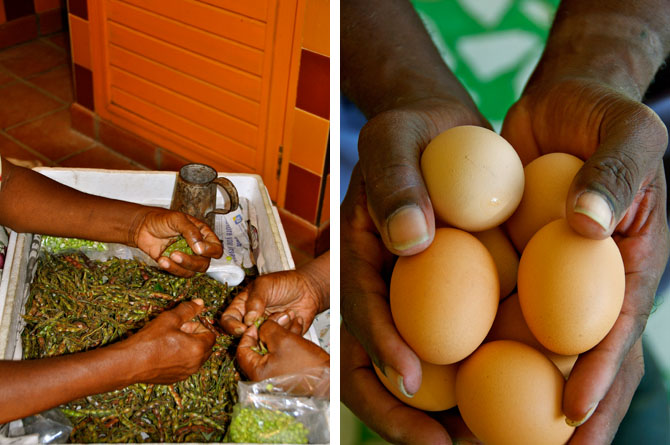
[88,0,303,198]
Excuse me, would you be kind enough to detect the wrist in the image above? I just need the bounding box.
[298,253,330,314]
[532,13,668,100]
[126,207,154,248]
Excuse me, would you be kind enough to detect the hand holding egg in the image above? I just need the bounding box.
[503,78,670,442]
[375,122,658,444]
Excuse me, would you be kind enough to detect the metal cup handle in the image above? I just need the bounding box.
[207,177,239,216]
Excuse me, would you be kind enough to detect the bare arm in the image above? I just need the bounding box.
[0,158,148,246]
[0,300,215,424]
[0,158,223,277]
[532,0,670,100]
[341,0,478,117]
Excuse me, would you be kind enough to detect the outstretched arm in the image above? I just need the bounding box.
[0,300,215,424]
[0,158,223,277]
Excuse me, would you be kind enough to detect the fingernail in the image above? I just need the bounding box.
[245,311,259,325]
[385,366,414,398]
[158,258,170,269]
[193,298,204,306]
[277,314,290,326]
[193,242,205,255]
[574,192,612,231]
[387,206,429,252]
[170,253,183,264]
[566,401,599,427]
[234,326,245,335]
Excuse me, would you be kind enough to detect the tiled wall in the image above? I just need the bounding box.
[280,0,330,255]
[67,0,199,171]
[66,0,330,257]
[0,0,64,49]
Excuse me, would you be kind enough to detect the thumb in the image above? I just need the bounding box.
[170,298,206,325]
[566,106,667,238]
[243,286,269,327]
[357,116,436,256]
[236,325,266,378]
[258,319,288,349]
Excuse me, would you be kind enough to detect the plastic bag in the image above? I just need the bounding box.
[228,367,330,444]
[6,409,72,444]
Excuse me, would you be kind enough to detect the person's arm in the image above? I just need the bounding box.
[503,2,670,443]
[341,2,490,442]
[0,300,215,424]
[0,159,223,277]
[342,0,478,119]
[532,1,670,103]
[342,0,487,257]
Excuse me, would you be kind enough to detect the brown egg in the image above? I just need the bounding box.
[456,340,575,445]
[373,361,458,411]
[473,227,519,299]
[506,152,584,252]
[421,126,524,232]
[486,293,578,379]
[518,219,625,355]
[390,228,499,364]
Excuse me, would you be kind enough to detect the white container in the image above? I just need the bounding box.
[0,168,325,444]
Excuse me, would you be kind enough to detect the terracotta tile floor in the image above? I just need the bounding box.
[0,33,316,267]
[0,33,140,169]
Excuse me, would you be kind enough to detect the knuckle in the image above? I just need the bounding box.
[591,154,638,204]
[633,104,668,153]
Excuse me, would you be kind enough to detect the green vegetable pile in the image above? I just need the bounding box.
[22,252,240,442]
[41,236,107,253]
[227,407,309,444]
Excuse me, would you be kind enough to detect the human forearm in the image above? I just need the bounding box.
[0,344,137,423]
[341,0,478,118]
[531,0,670,100]
[0,300,215,423]
[0,159,149,246]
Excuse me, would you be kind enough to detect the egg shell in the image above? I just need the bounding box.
[505,152,584,252]
[456,340,575,445]
[421,125,525,232]
[486,293,578,379]
[518,219,625,355]
[473,227,519,299]
[373,361,458,411]
[390,228,499,364]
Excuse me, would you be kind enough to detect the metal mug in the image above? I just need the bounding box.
[170,163,239,228]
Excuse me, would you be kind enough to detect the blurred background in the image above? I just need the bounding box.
[340,0,670,442]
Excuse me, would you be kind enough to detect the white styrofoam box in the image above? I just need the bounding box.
[0,169,328,443]
[0,166,324,357]
[0,168,322,361]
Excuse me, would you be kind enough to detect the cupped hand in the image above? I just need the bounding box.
[342,98,489,396]
[357,98,489,256]
[133,209,223,277]
[120,299,216,384]
[568,338,644,444]
[219,268,323,337]
[236,319,329,382]
[341,324,479,445]
[503,78,670,440]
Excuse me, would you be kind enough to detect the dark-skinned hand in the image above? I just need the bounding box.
[503,78,670,443]
[133,209,223,277]
[118,299,216,384]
